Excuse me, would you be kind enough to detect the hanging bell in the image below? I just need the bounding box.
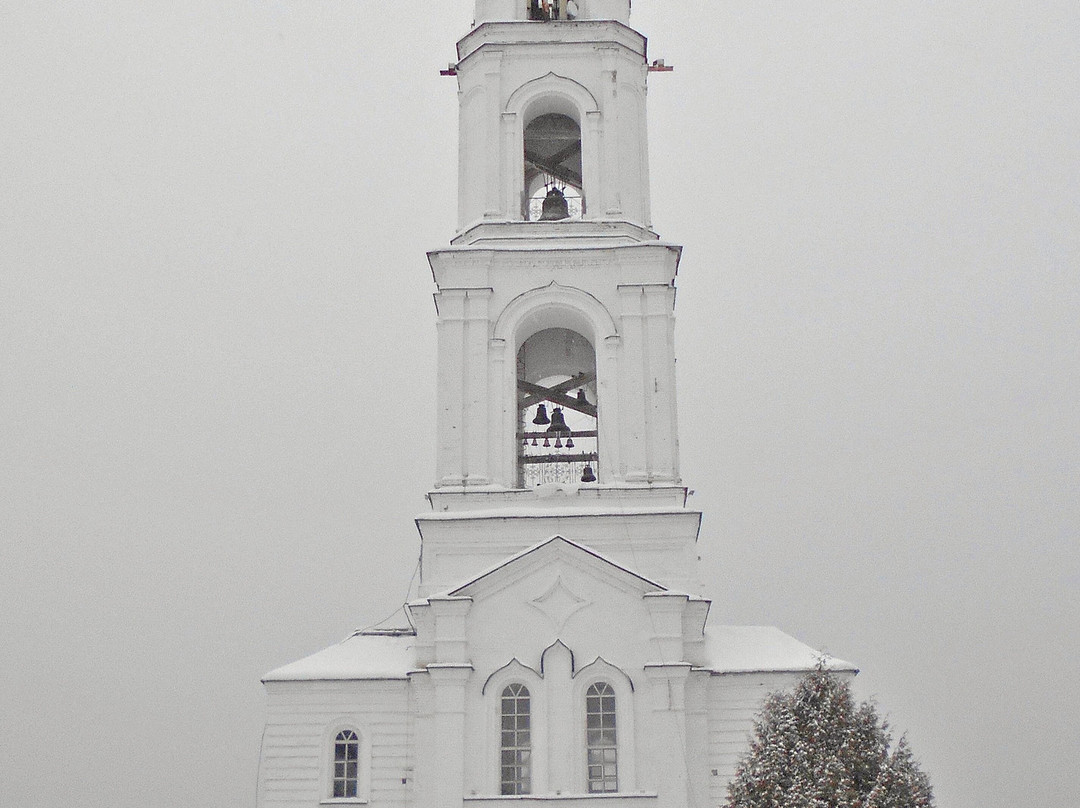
[580,464,596,483]
[547,407,570,435]
[539,187,570,221]
[532,403,549,425]
[554,436,563,449]
[543,436,550,447]
[566,437,574,448]
[532,437,538,446]
[576,388,589,405]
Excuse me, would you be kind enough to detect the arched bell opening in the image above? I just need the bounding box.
[523,112,584,221]
[517,328,598,487]
[526,0,580,22]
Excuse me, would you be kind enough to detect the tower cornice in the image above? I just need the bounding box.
[456,20,646,63]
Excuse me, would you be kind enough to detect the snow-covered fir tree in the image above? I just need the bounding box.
[726,664,934,808]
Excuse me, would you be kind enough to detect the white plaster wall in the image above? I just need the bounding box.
[415,510,702,597]
[453,23,650,231]
[258,680,412,808]
[444,557,700,801]
[257,609,824,808]
[429,243,683,491]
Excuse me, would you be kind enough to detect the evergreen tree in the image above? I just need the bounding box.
[726,663,934,808]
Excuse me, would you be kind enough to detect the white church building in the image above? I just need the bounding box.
[256,2,854,807]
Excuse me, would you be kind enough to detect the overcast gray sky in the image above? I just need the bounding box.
[2,1,1077,806]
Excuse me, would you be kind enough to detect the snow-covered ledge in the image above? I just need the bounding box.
[465,795,658,808]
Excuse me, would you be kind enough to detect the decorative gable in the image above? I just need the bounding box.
[408,536,708,674]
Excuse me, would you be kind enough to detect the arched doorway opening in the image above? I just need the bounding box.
[517,328,598,486]
[523,113,584,221]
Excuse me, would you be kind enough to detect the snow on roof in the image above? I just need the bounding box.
[263,630,417,682]
[701,625,857,675]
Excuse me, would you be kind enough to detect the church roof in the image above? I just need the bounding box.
[700,625,857,675]
[262,630,416,682]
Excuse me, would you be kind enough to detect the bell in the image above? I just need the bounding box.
[566,437,574,448]
[554,436,563,449]
[580,464,596,483]
[532,404,550,425]
[547,407,570,435]
[539,187,570,221]
[532,437,538,446]
[576,388,588,405]
[543,436,550,447]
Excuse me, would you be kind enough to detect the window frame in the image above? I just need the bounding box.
[499,683,533,795]
[320,721,371,805]
[584,681,618,793]
[573,658,636,794]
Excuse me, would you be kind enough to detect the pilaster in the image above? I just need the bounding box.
[429,664,474,808]
[642,664,693,808]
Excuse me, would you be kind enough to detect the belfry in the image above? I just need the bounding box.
[256,3,852,807]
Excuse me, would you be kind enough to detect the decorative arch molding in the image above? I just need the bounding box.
[540,639,576,676]
[494,282,618,352]
[483,659,547,795]
[505,72,600,123]
[482,657,543,695]
[572,657,637,793]
[573,656,635,693]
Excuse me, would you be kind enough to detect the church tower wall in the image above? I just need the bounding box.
[423,7,700,593]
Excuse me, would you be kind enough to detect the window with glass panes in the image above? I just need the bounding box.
[585,682,618,792]
[333,729,359,798]
[500,684,532,795]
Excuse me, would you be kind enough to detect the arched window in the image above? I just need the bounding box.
[332,730,360,798]
[524,113,583,220]
[527,0,576,22]
[517,328,598,486]
[500,684,532,795]
[585,682,617,792]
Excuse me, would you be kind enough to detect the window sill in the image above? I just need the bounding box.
[320,800,369,806]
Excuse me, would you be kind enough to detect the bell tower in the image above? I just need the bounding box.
[420,0,700,596]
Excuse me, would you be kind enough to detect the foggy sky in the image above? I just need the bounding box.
[2,2,1078,807]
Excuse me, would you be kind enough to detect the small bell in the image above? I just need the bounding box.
[554,436,563,449]
[533,404,550,425]
[539,187,570,221]
[580,464,596,483]
[576,388,589,405]
[532,437,538,446]
[543,436,550,447]
[566,437,574,448]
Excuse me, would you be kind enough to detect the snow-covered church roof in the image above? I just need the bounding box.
[263,630,416,682]
[702,625,856,675]
[262,625,853,682]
